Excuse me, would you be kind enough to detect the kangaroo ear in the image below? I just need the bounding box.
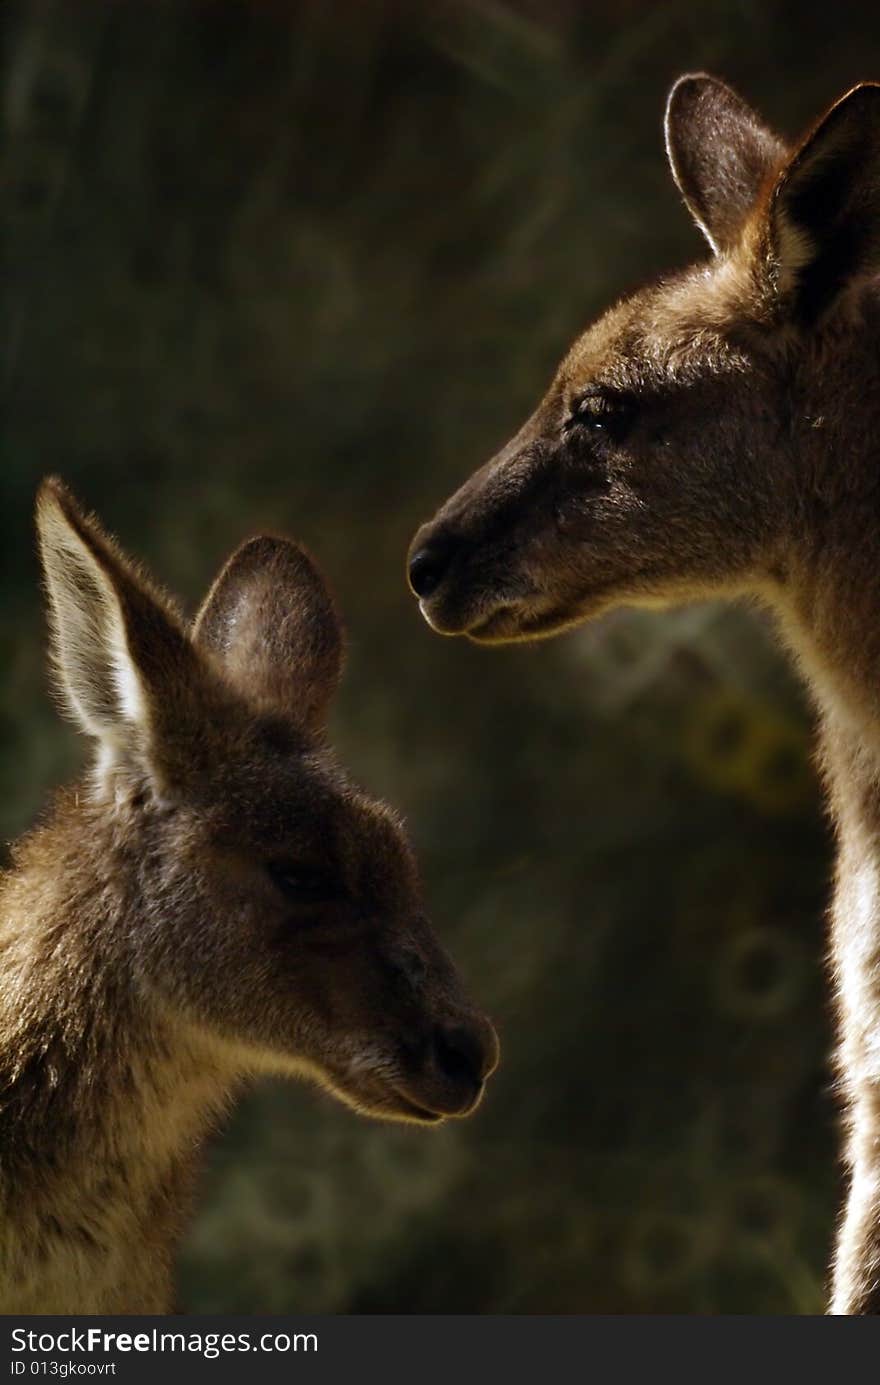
[765,83,880,321]
[665,74,786,254]
[36,478,200,781]
[193,536,345,735]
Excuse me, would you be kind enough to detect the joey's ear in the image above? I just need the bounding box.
[36,478,200,776]
[765,83,880,321]
[665,74,786,254]
[193,536,344,735]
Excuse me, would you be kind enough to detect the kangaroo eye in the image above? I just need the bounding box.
[267,862,337,903]
[565,390,633,443]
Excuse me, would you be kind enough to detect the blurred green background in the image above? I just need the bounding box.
[5,0,876,1313]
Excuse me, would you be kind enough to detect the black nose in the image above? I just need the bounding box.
[432,1022,491,1088]
[408,534,456,599]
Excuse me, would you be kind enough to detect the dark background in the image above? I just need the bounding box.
[5,0,874,1313]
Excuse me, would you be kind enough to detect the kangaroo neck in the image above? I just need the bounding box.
[0,862,237,1312]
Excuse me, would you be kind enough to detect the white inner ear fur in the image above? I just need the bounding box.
[773,214,817,296]
[38,500,148,746]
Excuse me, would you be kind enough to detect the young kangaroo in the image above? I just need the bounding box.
[408,76,880,1313]
[0,480,498,1314]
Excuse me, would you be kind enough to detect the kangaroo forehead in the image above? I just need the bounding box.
[195,754,416,872]
[559,271,754,394]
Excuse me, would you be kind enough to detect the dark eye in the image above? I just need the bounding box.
[565,390,634,444]
[267,861,338,904]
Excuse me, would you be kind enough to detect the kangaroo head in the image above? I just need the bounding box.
[36,479,498,1124]
[408,76,880,643]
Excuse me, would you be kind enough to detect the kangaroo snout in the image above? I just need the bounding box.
[408,527,459,600]
[433,1014,499,1087]
[409,515,517,640]
[383,913,500,1120]
[408,427,558,639]
[408,507,548,643]
[404,1011,499,1119]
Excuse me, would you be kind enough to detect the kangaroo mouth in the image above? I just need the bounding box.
[325,1063,485,1127]
[359,1079,486,1126]
[387,1087,447,1124]
[325,1069,447,1125]
[419,597,513,641]
[466,601,575,644]
[419,588,543,642]
[385,1076,486,1123]
[421,591,579,646]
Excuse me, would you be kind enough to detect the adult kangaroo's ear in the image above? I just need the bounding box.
[36,478,200,779]
[766,83,880,321]
[665,73,786,254]
[193,536,345,735]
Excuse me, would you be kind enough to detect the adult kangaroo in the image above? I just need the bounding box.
[408,75,880,1314]
[0,479,498,1314]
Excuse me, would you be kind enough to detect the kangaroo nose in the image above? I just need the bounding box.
[432,1019,499,1088]
[408,533,456,599]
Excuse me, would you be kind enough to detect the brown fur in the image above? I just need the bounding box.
[0,479,498,1314]
[408,75,880,1313]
